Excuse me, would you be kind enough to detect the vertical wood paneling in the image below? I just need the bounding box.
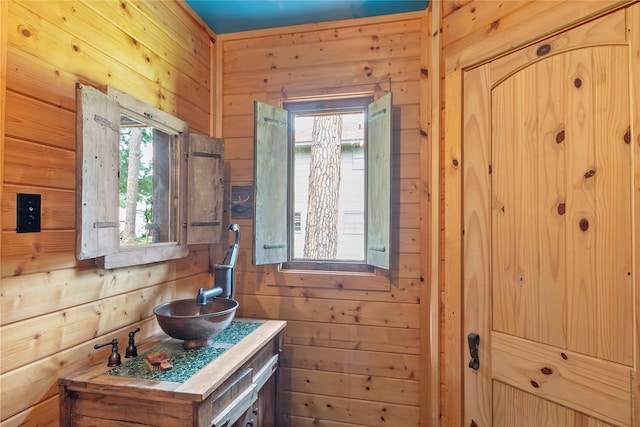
[1,1,213,424]
[441,67,463,427]
[441,1,639,425]
[220,12,425,426]
[630,4,640,424]
[492,69,541,342]
[424,5,441,426]
[419,9,438,427]
[565,48,598,359]
[592,46,633,365]
[535,55,567,350]
[1,0,9,256]
[462,63,492,427]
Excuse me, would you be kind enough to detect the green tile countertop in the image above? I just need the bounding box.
[59,319,287,404]
[106,320,262,383]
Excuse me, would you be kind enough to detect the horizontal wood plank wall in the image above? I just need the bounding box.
[1,1,213,425]
[219,11,426,427]
[438,0,636,425]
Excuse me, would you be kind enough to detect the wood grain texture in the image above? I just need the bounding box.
[283,391,419,427]
[217,14,425,426]
[423,6,440,426]
[282,367,420,405]
[462,63,492,427]
[441,68,463,427]
[443,2,640,426]
[444,0,631,72]
[493,382,618,427]
[479,24,633,427]
[1,1,213,424]
[57,321,285,426]
[629,4,640,425]
[492,332,631,426]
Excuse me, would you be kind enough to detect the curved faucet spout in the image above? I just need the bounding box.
[196,287,223,305]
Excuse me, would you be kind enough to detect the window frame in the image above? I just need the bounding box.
[75,84,224,269]
[284,96,372,271]
[253,92,392,277]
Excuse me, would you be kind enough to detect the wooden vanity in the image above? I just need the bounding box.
[59,320,286,427]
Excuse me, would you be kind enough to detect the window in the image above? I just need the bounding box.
[351,140,365,171]
[293,212,302,232]
[76,84,224,268]
[118,119,175,247]
[343,211,364,235]
[253,93,392,271]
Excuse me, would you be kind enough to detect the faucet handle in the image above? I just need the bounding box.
[94,339,121,366]
[125,327,140,358]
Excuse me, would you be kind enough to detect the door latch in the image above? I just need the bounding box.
[467,333,480,370]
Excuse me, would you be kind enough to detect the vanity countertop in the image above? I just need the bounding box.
[59,319,286,403]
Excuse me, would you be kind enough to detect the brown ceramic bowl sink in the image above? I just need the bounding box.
[153,298,238,349]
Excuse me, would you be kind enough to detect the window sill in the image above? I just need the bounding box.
[270,264,391,292]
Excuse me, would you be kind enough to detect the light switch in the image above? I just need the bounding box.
[17,193,41,233]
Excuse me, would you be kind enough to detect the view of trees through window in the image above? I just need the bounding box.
[119,118,172,247]
[292,111,366,262]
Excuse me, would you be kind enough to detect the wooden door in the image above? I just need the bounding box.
[462,8,637,426]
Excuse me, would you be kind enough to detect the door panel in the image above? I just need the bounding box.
[463,7,634,426]
[493,382,617,427]
[492,332,630,425]
[491,45,633,365]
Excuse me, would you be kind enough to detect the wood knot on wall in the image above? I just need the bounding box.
[624,126,631,144]
[19,25,33,38]
[536,44,551,56]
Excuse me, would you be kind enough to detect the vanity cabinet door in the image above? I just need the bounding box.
[255,374,276,427]
[231,406,257,427]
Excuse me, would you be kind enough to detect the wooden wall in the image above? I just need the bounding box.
[218,11,430,427]
[437,0,638,425]
[0,1,214,425]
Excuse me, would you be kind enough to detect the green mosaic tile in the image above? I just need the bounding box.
[106,321,261,383]
[215,320,262,344]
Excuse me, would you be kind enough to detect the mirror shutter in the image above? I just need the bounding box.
[253,101,288,265]
[75,84,120,260]
[188,134,224,244]
[366,93,392,269]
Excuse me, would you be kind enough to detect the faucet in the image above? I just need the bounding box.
[196,224,240,305]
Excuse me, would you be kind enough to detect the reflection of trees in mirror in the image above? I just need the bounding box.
[119,123,153,246]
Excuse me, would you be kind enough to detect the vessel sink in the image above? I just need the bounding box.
[153,298,239,349]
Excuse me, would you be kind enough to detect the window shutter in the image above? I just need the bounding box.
[75,84,120,260]
[366,93,392,269]
[188,134,224,244]
[254,101,288,265]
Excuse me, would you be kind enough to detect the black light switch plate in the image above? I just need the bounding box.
[17,193,41,233]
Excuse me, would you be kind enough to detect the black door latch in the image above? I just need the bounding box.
[468,333,480,370]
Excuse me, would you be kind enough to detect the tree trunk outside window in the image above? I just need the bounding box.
[304,115,342,259]
[123,127,142,244]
